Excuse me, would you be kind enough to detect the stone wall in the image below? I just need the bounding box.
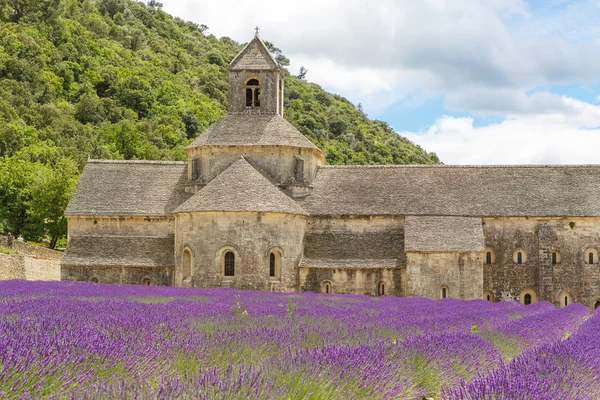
[0,237,61,281]
[406,252,483,300]
[186,146,324,189]
[174,211,307,291]
[300,267,402,296]
[0,254,25,280]
[67,216,174,237]
[61,265,173,285]
[483,217,600,310]
[228,70,281,115]
[300,216,405,296]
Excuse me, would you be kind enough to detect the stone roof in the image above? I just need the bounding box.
[404,216,484,252]
[301,230,403,268]
[174,158,308,215]
[61,236,175,267]
[229,34,279,71]
[300,165,600,217]
[65,160,191,217]
[186,114,321,151]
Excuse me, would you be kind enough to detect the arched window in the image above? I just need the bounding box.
[224,251,235,276]
[585,248,598,264]
[322,281,332,294]
[559,292,572,307]
[378,281,386,296]
[90,277,99,283]
[484,248,495,264]
[268,249,282,279]
[441,286,449,299]
[183,249,192,280]
[513,248,527,264]
[484,290,494,302]
[142,278,152,286]
[269,253,276,277]
[245,78,261,107]
[520,289,537,305]
[551,249,561,265]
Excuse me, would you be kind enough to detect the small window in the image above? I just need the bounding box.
[513,248,527,264]
[224,251,235,276]
[484,248,495,264]
[322,281,332,294]
[484,290,494,302]
[520,289,536,305]
[378,281,386,296]
[559,292,572,308]
[441,286,449,299]
[585,248,598,264]
[183,249,192,279]
[90,277,99,283]
[268,249,281,279]
[142,278,152,286]
[551,249,561,265]
[269,252,276,277]
[244,78,261,107]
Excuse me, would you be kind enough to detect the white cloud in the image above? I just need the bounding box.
[161,0,600,164]
[402,96,600,165]
[163,0,600,117]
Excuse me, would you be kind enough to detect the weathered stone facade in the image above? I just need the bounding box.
[62,32,600,311]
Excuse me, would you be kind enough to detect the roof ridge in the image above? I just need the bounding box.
[88,159,187,165]
[173,158,308,215]
[319,164,600,169]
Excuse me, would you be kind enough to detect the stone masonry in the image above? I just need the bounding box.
[61,31,600,312]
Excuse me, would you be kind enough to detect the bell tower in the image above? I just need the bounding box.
[228,28,284,116]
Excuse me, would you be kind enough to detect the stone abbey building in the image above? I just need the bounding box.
[62,32,600,311]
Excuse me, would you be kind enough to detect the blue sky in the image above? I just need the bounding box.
[163,0,600,164]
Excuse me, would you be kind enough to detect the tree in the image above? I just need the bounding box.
[297,66,307,80]
[29,158,79,249]
[147,0,162,8]
[264,40,290,67]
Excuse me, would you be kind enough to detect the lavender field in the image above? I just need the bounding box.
[0,281,598,399]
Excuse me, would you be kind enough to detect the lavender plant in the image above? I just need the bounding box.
[0,280,594,399]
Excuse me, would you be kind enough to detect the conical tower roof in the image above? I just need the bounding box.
[173,157,308,215]
[185,114,321,151]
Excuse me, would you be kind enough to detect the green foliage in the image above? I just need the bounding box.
[0,0,439,247]
[287,296,294,319]
[231,294,247,320]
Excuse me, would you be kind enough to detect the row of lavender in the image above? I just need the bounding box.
[0,280,596,399]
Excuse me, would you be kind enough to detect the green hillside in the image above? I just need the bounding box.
[0,0,440,247]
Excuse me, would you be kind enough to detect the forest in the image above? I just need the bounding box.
[0,0,440,248]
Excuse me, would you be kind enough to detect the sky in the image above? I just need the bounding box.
[161,0,600,165]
